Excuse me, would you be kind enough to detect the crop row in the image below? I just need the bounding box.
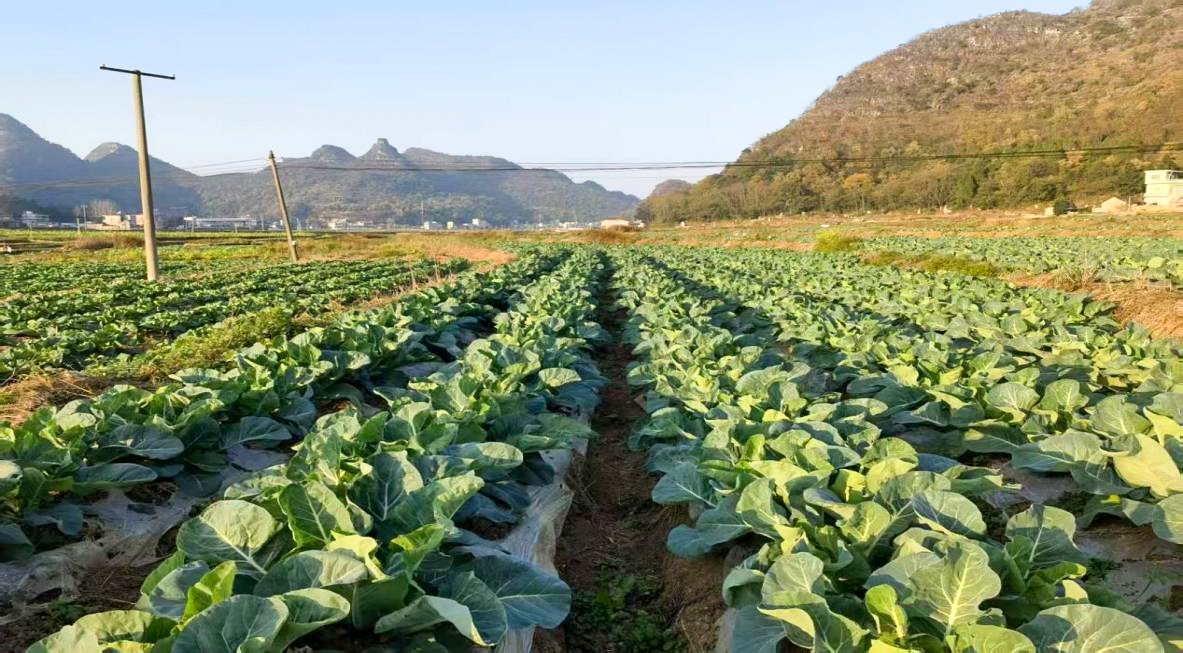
[610,248,1180,652]
[657,247,1183,545]
[0,257,465,380]
[22,247,608,652]
[0,252,549,560]
[0,260,251,297]
[861,235,1183,287]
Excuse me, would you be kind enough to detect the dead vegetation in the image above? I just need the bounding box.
[0,372,114,425]
[67,233,145,251]
[1009,273,1183,340]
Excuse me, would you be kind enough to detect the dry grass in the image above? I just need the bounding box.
[0,372,114,425]
[271,233,515,265]
[67,233,144,251]
[1010,273,1183,339]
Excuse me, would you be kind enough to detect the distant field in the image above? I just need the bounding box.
[0,231,513,424]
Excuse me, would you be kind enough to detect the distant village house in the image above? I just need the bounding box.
[183,216,262,230]
[599,218,632,229]
[1145,170,1183,208]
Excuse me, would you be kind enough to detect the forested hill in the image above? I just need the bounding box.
[638,0,1182,223]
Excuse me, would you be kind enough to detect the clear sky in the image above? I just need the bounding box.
[2,0,1083,197]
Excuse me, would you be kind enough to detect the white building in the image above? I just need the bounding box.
[1145,170,1183,207]
[20,211,52,228]
[599,218,632,229]
[182,216,261,230]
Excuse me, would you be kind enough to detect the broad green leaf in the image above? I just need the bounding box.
[1152,494,1183,544]
[986,383,1039,414]
[220,417,291,449]
[1004,505,1087,566]
[909,542,1001,634]
[171,594,288,653]
[864,585,908,643]
[176,500,281,578]
[1092,397,1151,437]
[911,489,986,537]
[762,552,825,600]
[867,551,940,601]
[0,521,34,561]
[141,561,212,621]
[444,571,508,645]
[760,590,868,652]
[26,625,100,653]
[271,588,350,650]
[73,463,157,493]
[183,560,236,622]
[348,451,423,524]
[470,553,571,629]
[1111,435,1183,497]
[840,501,892,548]
[537,367,581,387]
[389,523,449,576]
[1012,431,1103,474]
[731,605,787,653]
[375,595,490,644]
[139,550,186,595]
[97,424,184,461]
[947,624,1036,653]
[1037,380,1088,413]
[386,473,484,536]
[667,495,750,556]
[73,609,155,645]
[279,481,357,548]
[441,442,524,476]
[254,549,369,596]
[335,576,410,630]
[1018,604,1163,653]
[651,461,713,506]
[737,478,791,538]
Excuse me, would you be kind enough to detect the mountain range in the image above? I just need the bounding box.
[639,0,1182,222]
[0,114,638,226]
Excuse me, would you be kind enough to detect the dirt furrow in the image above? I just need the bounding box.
[536,289,727,653]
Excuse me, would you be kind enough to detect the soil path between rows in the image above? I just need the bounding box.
[535,286,727,653]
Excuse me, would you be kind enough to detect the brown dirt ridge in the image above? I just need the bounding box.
[535,290,727,653]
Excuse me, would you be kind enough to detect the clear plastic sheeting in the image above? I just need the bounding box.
[494,441,587,653]
[0,488,199,623]
[0,433,590,647]
[0,462,265,620]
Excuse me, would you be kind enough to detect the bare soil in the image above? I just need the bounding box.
[0,563,154,652]
[535,298,727,653]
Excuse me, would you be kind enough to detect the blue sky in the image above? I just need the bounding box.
[2,0,1083,197]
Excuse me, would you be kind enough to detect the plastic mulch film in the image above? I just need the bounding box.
[0,448,285,623]
[492,440,588,653]
[0,489,200,625]
[0,436,590,647]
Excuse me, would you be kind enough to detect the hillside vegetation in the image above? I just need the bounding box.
[639,0,1182,222]
[0,116,637,226]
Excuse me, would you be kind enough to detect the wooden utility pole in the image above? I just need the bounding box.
[100,65,174,281]
[267,151,299,263]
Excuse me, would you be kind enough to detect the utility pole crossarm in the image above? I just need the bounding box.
[100,64,174,281]
[99,65,175,80]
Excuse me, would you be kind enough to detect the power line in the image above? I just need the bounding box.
[2,142,1179,195]
[280,142,1182,173]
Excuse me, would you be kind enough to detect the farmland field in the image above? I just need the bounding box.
[3,234,1183,652]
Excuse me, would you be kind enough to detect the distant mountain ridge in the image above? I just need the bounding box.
[639,0,1182,222]
[0,114,638,226]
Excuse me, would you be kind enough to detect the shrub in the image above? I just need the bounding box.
[814,229,864,252]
